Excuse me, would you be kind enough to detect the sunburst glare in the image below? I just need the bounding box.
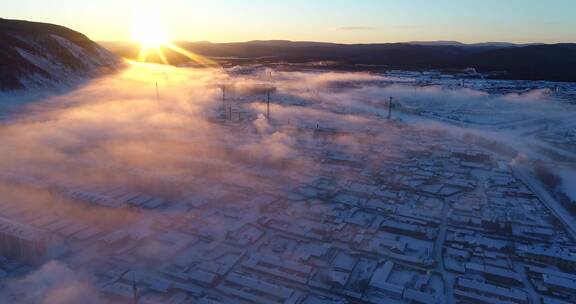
[131,4,216,66]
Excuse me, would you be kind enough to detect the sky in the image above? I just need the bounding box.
[2,0,575,44]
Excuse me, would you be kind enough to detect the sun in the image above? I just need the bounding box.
[130,4,217,66]
[132,7,168,49]
[133,22,168,50]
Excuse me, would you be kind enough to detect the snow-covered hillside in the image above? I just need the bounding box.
[0,18,121,91]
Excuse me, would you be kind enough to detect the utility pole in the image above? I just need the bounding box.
[388,96,393,120]
[221,85,226,113]
[266,89,271,120]
[132,271,138,304]
[155,82,160,102]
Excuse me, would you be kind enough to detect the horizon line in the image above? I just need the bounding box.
[96,39,576,46]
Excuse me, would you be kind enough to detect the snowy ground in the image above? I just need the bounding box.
[557,169,576,201]
[0,62,574,304]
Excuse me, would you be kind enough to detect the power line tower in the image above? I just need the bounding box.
[132,271,138,304]
[388,96,393,120]
[221,85,226,113]
[265,86,277,120]
[266,88,271,120]
[155,82,160,102]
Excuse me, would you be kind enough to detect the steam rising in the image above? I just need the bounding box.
[0,62,574,302]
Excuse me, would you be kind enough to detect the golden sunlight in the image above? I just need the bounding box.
[132,7,168,49]
[131,5,216,66]
[131,6,169,63]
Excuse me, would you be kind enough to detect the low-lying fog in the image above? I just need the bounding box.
[0,62,574,303]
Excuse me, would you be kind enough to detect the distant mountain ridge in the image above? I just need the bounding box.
[102,40,576,82]
[404,41,543,48]
[0,18,121,91]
